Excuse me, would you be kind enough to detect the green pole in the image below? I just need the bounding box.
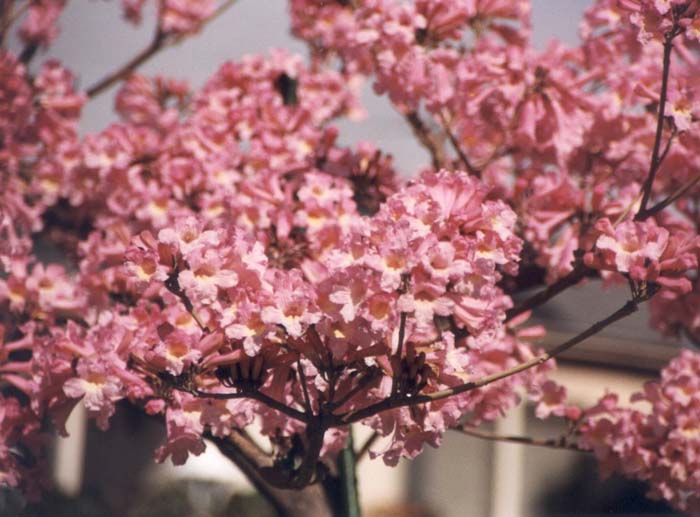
[337,427,361,517]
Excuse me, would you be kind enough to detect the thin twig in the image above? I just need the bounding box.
[192,388,309,423]
[642,171,700,219]
[327,370,380,411]
[297,357,314,415]
[339,298,641,425]
[657,125,677,165]
[355,431,380,462]
[391,311,408,396]
[456,426,585,452]
[622,129,678,223]
[635,24,679,218]
[506,262,591,322]
[164,272,210,332]
[86,0,238,98]
[18,41,37,63]
[404,111,447,169]
[1,1,28,46]
[438,110,480,176]
[87,30,166,98]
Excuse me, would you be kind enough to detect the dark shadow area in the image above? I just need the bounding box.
[538,455,679,516]
[12,481,275,517]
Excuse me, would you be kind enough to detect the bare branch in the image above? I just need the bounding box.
[327,369,381,412]
[506,262,592,322]
[18,41,38,64]
[297,357,314,415]
[164,271,210,332]
[87,29,166,98]
[391,311,408,396]
[0,1,28,46]
[192,388,310,423]
[404,111,447,169]
[641,171,700,219]
[455,426,585,452]
[438,110,480,176]
[635,24,679,218]
[86,0,238,98]
[355,430,380,462]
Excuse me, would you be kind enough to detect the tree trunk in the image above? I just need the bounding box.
[211,429,362,517]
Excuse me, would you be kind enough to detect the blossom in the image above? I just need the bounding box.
[585,218,699,292]
[160,0,216,35]
[154,399,206,466]
[579,351,700,512]
[19,0,66,48]
[260,270,321,338]
[63,360,123,430]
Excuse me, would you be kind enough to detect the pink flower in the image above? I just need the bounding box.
[63,360,123,430]
[579,351,700,511]
[155,400,206,466]
[532,380,581,420]
[590,218,669,274]
[585,218,699,292]
[19,0,66,48]
[145,328,202,376]
[115,74,189,129]
[261,270,321,338]
[122,0,147,24]
[158,217,221,257]
[178,249,238,305]
[160,0,216,35]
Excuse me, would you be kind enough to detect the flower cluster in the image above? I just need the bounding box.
[619,0,700,44]
[290,0,530,111]
[584,218,700,293]
[121,0,216,34]
[114,168,549,466]
[0,392,49,500]
[19,0,67,50]
[579,350,700,512]
[0,51,85,269]
[649,277,700,343]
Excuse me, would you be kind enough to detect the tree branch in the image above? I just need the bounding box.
[355,430,379,462]
[404,111,447,170]
[192,388,309,423]
[164,271,210,333]
[258,418,328,490]
[86,0,238,98]
[18,41,38,64]
[0,0,24,47]
[635,24,679,218]
[297,357,314,415]
[641,171,700,219]
[87,29,166,98]
[327,369,381,412]
[438,110,480,176]
[506,261,592,322]
[339,298,641,425]
[210,430,331,517]
[391,311,407,396]
[455,426,585,452]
